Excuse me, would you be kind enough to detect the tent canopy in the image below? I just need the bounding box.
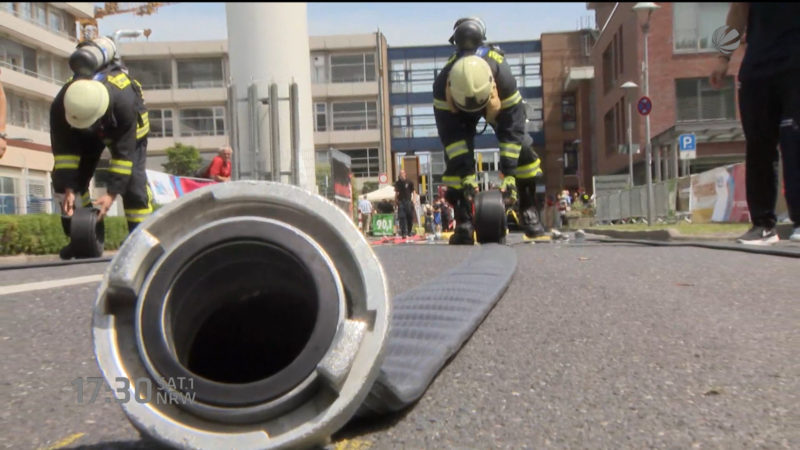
[364,185,395,202]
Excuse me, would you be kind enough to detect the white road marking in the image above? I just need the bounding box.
[0,274,104,296]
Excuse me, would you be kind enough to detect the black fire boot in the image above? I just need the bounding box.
[447,188,475,245]
[518,180,546,239]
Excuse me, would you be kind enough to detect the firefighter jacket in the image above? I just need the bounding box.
[433,45,541,181]
[50,66,149,196]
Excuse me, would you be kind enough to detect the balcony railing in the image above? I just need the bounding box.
[1,7,78,42]
[0,60,66,86]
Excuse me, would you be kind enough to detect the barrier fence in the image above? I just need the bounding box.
[594,180,678,224]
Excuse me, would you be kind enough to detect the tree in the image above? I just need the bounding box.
[162,143,203,176]
[361,181,379,195]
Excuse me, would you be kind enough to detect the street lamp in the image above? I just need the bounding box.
[633,1,660,224]
[621,81,639,188]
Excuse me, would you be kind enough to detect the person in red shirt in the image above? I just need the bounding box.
[208,146,233,182]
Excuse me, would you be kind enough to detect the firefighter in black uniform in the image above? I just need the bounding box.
[434,17,545,245]
[51,37,152,259]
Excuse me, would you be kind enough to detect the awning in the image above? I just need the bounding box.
[651,120,744,148]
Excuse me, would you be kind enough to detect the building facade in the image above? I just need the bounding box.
[309,32,390,196]
[587,2,745,185]
[541,30,596,196]
[388,41,545,200]
[118,40,229,171]
[0,2,93,214]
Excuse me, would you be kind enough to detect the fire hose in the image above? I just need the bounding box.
[93,181,517,449]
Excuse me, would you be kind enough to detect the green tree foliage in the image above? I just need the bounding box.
[361,181,379,195]
[162,143,203,176]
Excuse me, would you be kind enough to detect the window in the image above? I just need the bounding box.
[340,148,379,178]
[177,59,224,88]
[47,9,65,35]
[674,3,730,52]
[675,77,736,121]
[617,25,624,75]
[179,107,225,136]
[310,54,327,83]
[149,109,173,137]
[125,59,172,89]
[331,101,377,131]
[0,176,16,214]
[602,44,614,93]
[330,53,375,83]
[6,91,49,131]
[563,142,578,175]
[604,108,617,156]
[34,3,46,27]
[314,103,327,132]
[562,95,576,130]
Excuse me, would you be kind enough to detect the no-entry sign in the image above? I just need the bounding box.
[637,96,653,116]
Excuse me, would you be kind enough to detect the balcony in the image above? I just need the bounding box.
[312,81,379,99]
[143,87,228,106]
[314,129,380,147]
[0,61,63,99]
[564,66,594,92]
[0,10,77,56]
[146,135,229,153]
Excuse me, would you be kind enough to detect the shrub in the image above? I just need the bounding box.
[0,214,129,256]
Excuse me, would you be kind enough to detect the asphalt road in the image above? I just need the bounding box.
[1,236,798,449]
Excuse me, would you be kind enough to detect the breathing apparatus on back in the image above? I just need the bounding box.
[69,36,121,78]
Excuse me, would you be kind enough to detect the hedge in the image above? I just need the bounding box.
[0,214,129,256]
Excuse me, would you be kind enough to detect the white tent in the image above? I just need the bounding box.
[364,185,395,202]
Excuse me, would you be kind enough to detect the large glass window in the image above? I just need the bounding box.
[340,148,379,178]
[179,107,225,136]
[562,94,576,130]
[149,109,173,137]
[675,77,736,121]
[602,44,614,93]
[330,53,375,83]
[674,3,730,51]
[310,54,327,83]
[47,9,65,35]
[33,3,46,27]
[604,108,617,156]
[563,141,578,175]
[125,59,172,89]
[177,58,224,88]
[331,101,377,131]
[0,176,17,215]
[314,102,327,132]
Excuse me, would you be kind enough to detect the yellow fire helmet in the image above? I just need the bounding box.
[64,79,110,129]
[448,55,493,112]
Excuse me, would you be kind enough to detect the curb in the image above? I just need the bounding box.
[584,223,794,242]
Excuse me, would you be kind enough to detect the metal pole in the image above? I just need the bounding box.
[290,82,300,186]
[227,83,240,180]
[269,83,281,182]
[643,21,655,225]
[247,83,260,180]
[627,98,634,188]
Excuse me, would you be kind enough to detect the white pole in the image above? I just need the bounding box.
[643,19,655,225]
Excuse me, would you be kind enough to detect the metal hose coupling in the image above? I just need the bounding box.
[92,181,390,449]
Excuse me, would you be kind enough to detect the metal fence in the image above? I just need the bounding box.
[594,180,679,224]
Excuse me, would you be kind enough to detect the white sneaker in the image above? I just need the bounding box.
[736,226,780,246]
[790,227,800,242]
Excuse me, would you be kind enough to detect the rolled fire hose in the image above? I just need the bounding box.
[93,181,516,449]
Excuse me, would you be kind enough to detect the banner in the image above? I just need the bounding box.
[146,170,177,205]
[144,169,218,205]
[372,214,394,236]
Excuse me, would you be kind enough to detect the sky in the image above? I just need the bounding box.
[95,3,594,46]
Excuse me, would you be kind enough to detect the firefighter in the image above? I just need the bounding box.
[51,37,152,259]
[434,17,545,245]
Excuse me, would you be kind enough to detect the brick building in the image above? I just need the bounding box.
[541,30,595,196]
[587,2,745,185]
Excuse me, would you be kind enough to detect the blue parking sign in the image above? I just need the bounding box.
[679,133,696,151]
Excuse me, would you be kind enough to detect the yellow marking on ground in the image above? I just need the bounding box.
[334,438,373,450]
[41,432,85,450]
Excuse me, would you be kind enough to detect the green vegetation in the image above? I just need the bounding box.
[162,143,204,176]
[0,214,129,256]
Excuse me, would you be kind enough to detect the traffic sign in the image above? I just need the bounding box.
[637,96,652,116]
[378,173,388,185]
[679,133,696,160]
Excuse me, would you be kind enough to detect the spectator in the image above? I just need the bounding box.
[711,3,800,244]
[208,146,233,182]
[357,194,373,235]
[0,69,7,159]
[558,192,569,229]
[394,170,415,239]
